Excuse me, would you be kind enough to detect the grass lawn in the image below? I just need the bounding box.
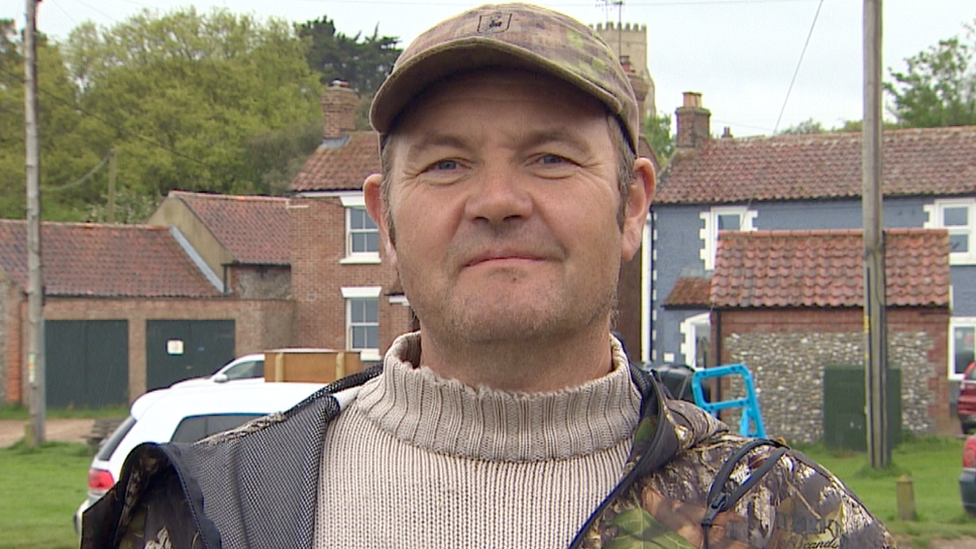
[0,441,90,549]
[798,435,976,548]
[0,404,128,421]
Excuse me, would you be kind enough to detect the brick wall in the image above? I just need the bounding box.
[289,197,409,355]
[713,306,951,442]
[0,275,16,403]
[3,297,294,404]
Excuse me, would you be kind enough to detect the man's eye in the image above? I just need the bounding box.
[540,155,568,165]
[428,159,458,171]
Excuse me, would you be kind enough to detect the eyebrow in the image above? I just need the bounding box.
[518,128,593,156]
[404,133,472,159]
[404,126,595,159]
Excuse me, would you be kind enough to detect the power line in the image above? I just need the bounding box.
[772,0,825,134]
[41,150,112,192]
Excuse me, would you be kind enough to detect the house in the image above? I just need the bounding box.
[0,220,293,407]
[147,191,292,300]
[709,228,950,441]
[286,81,414,363]
[649,92,975,436]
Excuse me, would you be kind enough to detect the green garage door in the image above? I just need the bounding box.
[146,320,235,390]
[46,320,129,408]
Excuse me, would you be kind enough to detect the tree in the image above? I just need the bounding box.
[297,16,400,101]
[886,23,976,128]
[244,120,323,196]
[60,8,323,206]
[0,20,101,221]
[777,118,826,135]
[644,112,674,166]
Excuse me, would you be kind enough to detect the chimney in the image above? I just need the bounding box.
[320,80,359,138]
[675,92,711,149]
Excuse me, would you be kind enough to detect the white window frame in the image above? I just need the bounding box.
[341,286,382,361]
[699,206,757,271]
[950,317,976,380]
[340,195,381,265]
[924,198,976,265]
[679,312,711,369]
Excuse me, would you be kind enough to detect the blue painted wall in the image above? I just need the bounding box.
[649,196,975,366]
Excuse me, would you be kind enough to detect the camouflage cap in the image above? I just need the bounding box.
[369,3,639,152]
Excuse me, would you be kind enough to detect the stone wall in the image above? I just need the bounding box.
[723,331,934,443]
[714,307,950,443]
[230,265,292,300]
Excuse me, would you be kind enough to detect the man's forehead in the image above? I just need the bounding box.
[389,68,610,135]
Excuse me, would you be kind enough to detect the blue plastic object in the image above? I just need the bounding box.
[691,364,766,439]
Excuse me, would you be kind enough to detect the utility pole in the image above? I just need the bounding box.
[863,0,889,468]
[24,0,46,447]
[107,148,117,224]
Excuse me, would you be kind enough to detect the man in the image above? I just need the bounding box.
[83,4,896,549]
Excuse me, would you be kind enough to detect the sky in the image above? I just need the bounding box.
[3,0,975,137]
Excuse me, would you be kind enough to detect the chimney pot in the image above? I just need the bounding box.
[675,92,711,149]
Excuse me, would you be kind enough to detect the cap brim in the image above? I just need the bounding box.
[369,37,624,135]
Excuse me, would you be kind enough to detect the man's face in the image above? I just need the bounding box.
[366,69,651,351]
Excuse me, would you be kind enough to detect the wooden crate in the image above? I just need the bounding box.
[263,349,363,383]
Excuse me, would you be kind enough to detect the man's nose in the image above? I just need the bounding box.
[463,166,533,226]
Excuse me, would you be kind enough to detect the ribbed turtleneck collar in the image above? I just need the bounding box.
[352,333,641,462]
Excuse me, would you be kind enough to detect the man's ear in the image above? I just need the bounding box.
[620,157,656,261]
[363,173,398,270]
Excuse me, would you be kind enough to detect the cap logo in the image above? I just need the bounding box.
[478,12,511,34]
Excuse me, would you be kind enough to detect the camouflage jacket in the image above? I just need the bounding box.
[81,365,896,549]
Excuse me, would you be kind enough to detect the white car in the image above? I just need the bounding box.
[73,380,325,534]
[170,353,266,388]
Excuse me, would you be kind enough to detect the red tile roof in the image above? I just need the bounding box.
[664,275,712,308]
[710,228,950,308]
[171,191,291,266]
[657,126,976,204]
[289,132,381,192]
[0,220,221,298]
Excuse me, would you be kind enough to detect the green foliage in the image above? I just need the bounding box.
[643,112,675,166]
[57,8,323,209]
[244,120,323,196]
[297,16,401,99]
[886,22,976,128]
[777,117,826,135]
[0,21,99,221]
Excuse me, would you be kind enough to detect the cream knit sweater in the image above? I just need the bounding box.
[314,333,642,549]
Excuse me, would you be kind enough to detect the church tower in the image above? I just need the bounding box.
[594,22,656,116]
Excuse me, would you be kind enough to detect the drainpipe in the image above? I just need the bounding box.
[713,309,722,404]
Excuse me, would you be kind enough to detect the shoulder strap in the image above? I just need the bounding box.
[701,439,788,549]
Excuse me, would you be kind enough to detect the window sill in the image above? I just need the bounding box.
[949,254,976,266]
[340,255,382,265]
[356,350,382,362]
